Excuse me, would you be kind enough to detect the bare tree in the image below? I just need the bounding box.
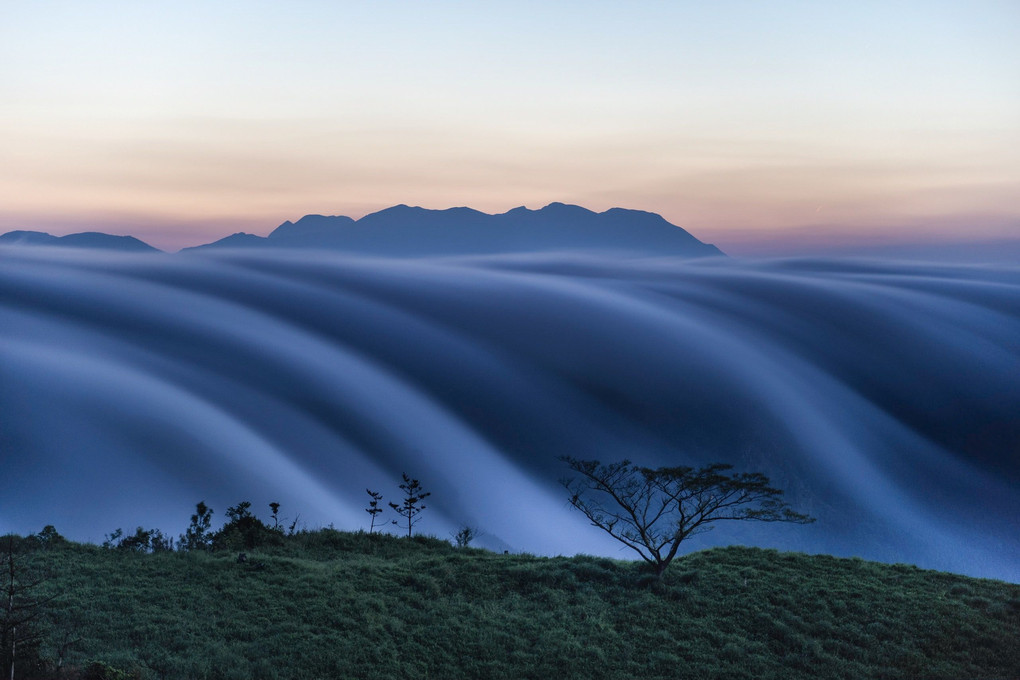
[451,525,483,548]
[2,536,55,680]
[561,457,814,578]
[365,490,385,533]
[390,474,431,538]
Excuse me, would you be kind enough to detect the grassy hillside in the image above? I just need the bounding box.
[9,531,1020,680]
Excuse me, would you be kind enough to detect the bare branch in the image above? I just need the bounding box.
[561,457,814,578]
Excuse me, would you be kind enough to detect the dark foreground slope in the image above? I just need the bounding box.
[13,533,1020,680]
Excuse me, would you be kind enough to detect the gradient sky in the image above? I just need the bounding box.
[1,1,1018,253]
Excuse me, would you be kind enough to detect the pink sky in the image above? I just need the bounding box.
[1,2,1017,254]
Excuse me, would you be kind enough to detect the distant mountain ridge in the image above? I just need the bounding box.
[1,203,724,257]
[0,230,158,252]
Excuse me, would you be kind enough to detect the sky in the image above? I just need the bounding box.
[1,1,1018,254]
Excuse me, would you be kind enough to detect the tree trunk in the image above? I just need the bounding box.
[7,550,14,680]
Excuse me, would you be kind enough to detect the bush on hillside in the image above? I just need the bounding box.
[211,502,284,551]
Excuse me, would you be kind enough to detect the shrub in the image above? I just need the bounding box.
[212,501,284,551]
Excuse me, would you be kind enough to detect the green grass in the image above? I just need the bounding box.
[14,531,1020,680]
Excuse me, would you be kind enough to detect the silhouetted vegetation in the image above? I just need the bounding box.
[210,501,284,551]
[389,473,431,538]
[365,489,385,533]
[178,502,213,552]
[562,458,814,577]
[268,502,282,531]
[102,527,173,553]
[452,525,482,548]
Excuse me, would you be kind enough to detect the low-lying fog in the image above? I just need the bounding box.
[2,248,1017,581]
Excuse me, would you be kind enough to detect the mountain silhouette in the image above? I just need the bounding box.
[187,203,724,257]
[190,232,268,249]
[0,230,159,252]
[2,204,724,257]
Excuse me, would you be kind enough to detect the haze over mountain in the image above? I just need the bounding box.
[0,203,724,258]
[0,230,159,252]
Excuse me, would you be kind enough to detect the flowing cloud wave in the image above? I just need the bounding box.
[1,249,1017,580]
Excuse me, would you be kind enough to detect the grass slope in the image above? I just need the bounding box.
[17,531,1020,680]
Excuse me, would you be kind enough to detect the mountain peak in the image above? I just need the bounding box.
[269,214,357,243]
[3,203,724,258]
[0,230,160,252]
[0,230,60,246]
[541,201,591,212]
